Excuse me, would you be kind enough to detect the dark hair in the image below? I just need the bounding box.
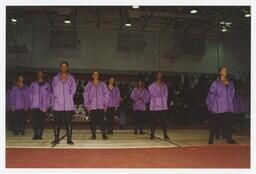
[107,77,115,86]
[60,61,69,67]
[218,66,227,73]
[91,70,101,81]
[137,79,145,88]
[15,74,25,83]
[155,71,163,80]
[36,68,45,80]
[218,66,228,77]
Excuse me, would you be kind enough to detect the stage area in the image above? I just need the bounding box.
[6,129,250,168]
[6,129,250,148]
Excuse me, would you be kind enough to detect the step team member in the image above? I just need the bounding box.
[106,77,121,134]
[206,66,236,144]
[29,69,52,140]
[148,72,170,140]
[51,61,76,145]
[131,79,149,134]
[9,74,30,135]
[83,70,109,139]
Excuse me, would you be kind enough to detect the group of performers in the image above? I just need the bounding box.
[8,61,242,145]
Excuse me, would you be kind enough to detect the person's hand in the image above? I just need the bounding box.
[104,108,107,113]
[115,107,118,112]
[43,108,48,113]
[24,108,29,112]
[11,108,15,112]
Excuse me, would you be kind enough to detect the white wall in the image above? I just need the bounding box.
[6,26,250,74]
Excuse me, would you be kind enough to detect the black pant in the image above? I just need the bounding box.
[13,109,27,134]
[32,109,45,138]
[53,111,73,142]
[209,112,234,142]
[150,110,168,136]
[106,107,116,133]
[134,111,145,133]
[89,109,106,136]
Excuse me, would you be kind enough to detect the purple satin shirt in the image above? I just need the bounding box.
[131,87,149,111]
[9,85,30,110]
[52,73,76,111]
[83,81,110,110]
[29,81,52,112]
[108,86,121,108]
[206,79,235,113]
[148,82,168,111]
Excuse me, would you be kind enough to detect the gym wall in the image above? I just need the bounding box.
[6,26,250,74]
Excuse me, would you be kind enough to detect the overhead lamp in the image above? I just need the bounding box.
[190,9,198,14]
[132,5,139,9]
[11,18,17,23]
[242,8,251,18]
[125,19,132,27]
[221,26,227,32]
[225,21,232,25]
[220,21,225,25]
[64,18,71,24]
[245,13,251,18]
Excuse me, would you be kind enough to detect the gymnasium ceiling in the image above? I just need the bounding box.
[6,6,251,37]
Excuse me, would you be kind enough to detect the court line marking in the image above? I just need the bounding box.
[6,145,177,149]
[6,144,249,149]
[143,131,181,147]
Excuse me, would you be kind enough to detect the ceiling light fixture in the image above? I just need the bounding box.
[190,9,198,14]
[242,8,251,18]
[245,13,251,18]
[220,21,225,25]
[132,5,139,9]
[64,18,71,24]
[11,18,17,23]
[221,26,227,32]
[125,19,132,27]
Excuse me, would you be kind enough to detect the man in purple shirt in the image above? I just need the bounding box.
[148,72,170,140]
[51,61,76,145]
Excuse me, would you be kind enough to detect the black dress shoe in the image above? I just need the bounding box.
[208,140,213,144]
[67,141,74,145]
[103,134,108,140]
[134,131,138,135]
[139,131,144,134]
[150,134,155,140]
[51,139,59,145]
[227,139,237,144]
[91,135,96,139]
[164,135,170,140]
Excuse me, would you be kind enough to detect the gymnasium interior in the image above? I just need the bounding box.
[6,6,251,168]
